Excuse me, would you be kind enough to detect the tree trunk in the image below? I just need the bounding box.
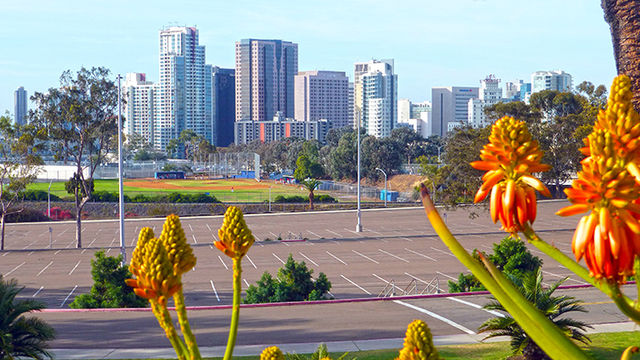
[0,214,4,251]
[309,190,314,211]
[602,0,640,111]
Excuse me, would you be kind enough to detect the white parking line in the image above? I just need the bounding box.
[54,250,61,255]
[60,285,78,307]
[130,236,137,247]
[352,250,379,264]
[404,248,436,261]
[542,270,588,285]
[210,280,220,302]
[32,286,44,297]
[88,237,98,247]
[192,234,198,244]
[243,279,250,287]
[68,260,81,275]
[430,246,456,257]
[2,252,9,256]
[404,272,431,285]
[401,237,414,242]
[188,224,193,232]
[393,300,476,335]
[367,229,383,235]
[5,262,25,276]
[37,261,54,277]
[281,241,290,247]
[308,230,321,238]
[299,252,318,267]
[373,273,406,294]
[379,249,409,263]
[253,234,262,241]
[206,224,213,232]
[326,251,347,265]
[246,255,257,269]
[447,297,505,317]
[326,229,342,237]
[344,228,361,235]
[340,274,371,295]
[218,255,229,270]
[81,249,87,255]
[273,253,285,264]
[436,271,458,280]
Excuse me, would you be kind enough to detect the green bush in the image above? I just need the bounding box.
[91,191,119,202]
[87,191,219,204]
[448,236,542,293]
[69,250,146,309]
[5,208,50,223]
[315,194,337,203]
[245,254,331,303]
[272,194,336,203]
[19,189,61,202]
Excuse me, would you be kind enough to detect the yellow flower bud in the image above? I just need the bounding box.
[260,346,284,360]
[159,214,197,276]
[215,206,255,260]
[398,320,440,360]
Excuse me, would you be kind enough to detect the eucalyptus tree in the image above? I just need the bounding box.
[30,67,118,248]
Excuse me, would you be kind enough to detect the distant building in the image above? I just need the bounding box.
[348,82,354,129]
[123,73,155,143]
[468,75,502,128]
[411,101,431,120]
[234,113,328,144]
[294,71,349,129]
[212,67,235,147]
[14,87,27,125]
[398,99,411,124]
[397,99,431,138]
[355,59,397,137]
[235,39,298,122]
[531,70,572,93]
[432,86,478,137]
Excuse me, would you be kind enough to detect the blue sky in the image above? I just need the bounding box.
[1,0,617,115]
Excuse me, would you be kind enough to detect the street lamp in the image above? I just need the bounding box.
[375,168,387,207]
[356,108,362,232]
[48,179,52,248]
[117,74,126,264]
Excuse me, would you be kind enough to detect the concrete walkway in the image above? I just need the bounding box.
[50,322,637,359]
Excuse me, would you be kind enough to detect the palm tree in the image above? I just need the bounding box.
[0,275,56,360]
[602,0,640,111]
[478,269,591,360]
[300,178,321,210]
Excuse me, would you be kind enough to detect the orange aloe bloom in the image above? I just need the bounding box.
[557,75,640,282]
[471,116,551,233]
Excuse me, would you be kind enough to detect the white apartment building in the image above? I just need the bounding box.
[432,86,478,137]
[398,99,411,124]
[123,73,155,142]
[468,75,502,128]
[531,70,572,93]
[294,71,350,129]
[358,59,397,137]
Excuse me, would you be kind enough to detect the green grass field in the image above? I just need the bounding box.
[27,178,328,203]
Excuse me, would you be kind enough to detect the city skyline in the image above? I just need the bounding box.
[0,1,617,116]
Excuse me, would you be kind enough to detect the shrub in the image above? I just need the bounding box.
[315,194,337,203]
[69,250,146,309]
[245,254,331,303]
[20,190,61,202]
[44,206,73,221]
[91,191,119,202]
[5,208,50,223]
[448,236,542,293]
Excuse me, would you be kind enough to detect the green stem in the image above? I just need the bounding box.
[419,185,591,360]
[522,223,640,322]
[151,300,188,360]
[635,257,640,307]
[174,288,201,360]
[223,258,242,360]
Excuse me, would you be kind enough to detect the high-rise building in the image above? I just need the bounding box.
[432,86,479,137]
[154,26,212,152]
[348,82,354,128]
[531,70,572,93]
[235,114,328,144]
[356,59,397,137]
[123,73,155,143]
[14,87,27,126]
[212,67,236,147]
[294,71,349,129]
[468,75,502,128]
[353,59,395,130]
[235,39,298,122]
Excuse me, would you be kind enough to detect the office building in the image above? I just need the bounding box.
[14,87,27,126]
[398,99,411,124]
[468,75,502,128]
[212,67,235,147]
[353,59,396,134]
[294,71,349,128]
[432,86,479,137]
[235,39,298,122]
[531,70,572,93]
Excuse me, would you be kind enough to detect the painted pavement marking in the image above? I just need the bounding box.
[340,274,371,295]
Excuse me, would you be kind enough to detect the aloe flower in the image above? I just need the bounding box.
[260,346,285,360]
[557,75,640,282]
[471,116,551,233]
[397,319,440,360]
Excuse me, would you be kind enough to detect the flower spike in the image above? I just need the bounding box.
[216,206,255,260]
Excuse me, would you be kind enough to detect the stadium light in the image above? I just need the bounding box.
[117,74,126,264]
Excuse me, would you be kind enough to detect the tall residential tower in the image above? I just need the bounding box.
[294,70,350,129]
[355,59,397,137]
[14,87,27,126]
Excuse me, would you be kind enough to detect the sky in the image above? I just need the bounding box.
[0,0,618,116]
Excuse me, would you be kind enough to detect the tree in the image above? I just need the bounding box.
[326,129,357,180]
[167,130,214,161]
[478,269,591,359]
[0,275,56,360]
[294,154,323,210]
[30,67,118,248]
[0,116,44,250]
[69,250,146,308]
[602,0,640,111]
[244,254,331,303]
[484,102,541,124]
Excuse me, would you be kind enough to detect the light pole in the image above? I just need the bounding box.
[117,74,126,264]
[375,168,387,207]
[48,179,52,248]
[356,108,362,232]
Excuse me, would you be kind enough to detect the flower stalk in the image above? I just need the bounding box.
[224,258,243,360]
